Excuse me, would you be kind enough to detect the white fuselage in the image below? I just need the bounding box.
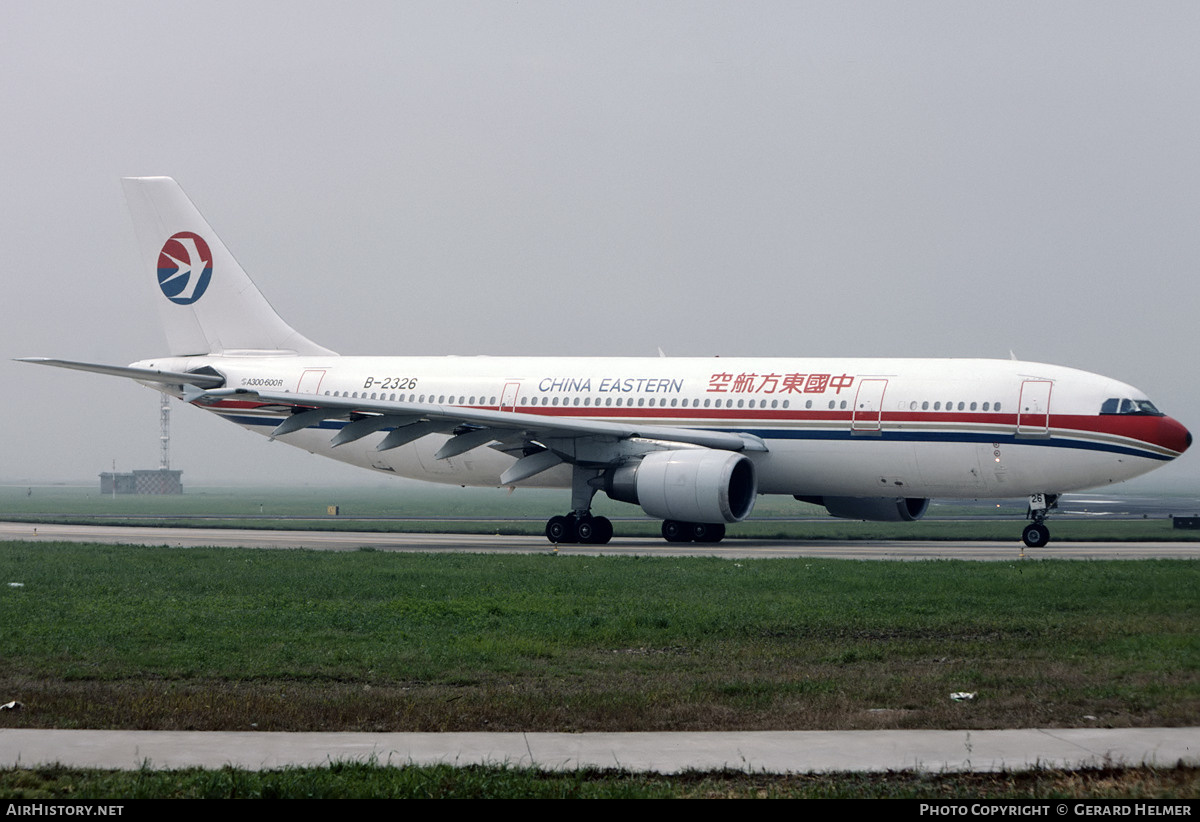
[134,354,1190,501]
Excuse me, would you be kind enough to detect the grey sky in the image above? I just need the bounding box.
[3,1,1198,489]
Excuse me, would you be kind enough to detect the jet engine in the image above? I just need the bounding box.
[797,495,929,522]
[605,449,757,523]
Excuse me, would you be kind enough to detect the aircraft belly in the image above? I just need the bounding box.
[754,435,1166,498]
[982,442,1162,494]
[754,439,924,498]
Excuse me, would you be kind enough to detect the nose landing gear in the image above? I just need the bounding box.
[1022,493,1058,548]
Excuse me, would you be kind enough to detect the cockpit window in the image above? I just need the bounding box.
[1100,398,1164,416]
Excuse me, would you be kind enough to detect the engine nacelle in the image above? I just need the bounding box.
[606,450,757,523]
[799,495,929,522]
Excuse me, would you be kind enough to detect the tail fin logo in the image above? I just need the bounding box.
[157,232,213,305]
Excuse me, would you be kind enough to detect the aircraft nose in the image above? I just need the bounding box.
[1161,416,1191,456]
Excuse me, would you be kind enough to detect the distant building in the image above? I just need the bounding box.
[100,469,183,495]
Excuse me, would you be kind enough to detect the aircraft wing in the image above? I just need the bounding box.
[15,358,226,388]
[199,387,767,483]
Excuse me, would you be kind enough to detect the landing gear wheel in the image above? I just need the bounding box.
[691,522,726,543]
[1022,523,1050,548]
[662,520,692,543]
[592,516,613,544]
[575,516,595,543]
[546,514,578,544]
[575,515,613,545]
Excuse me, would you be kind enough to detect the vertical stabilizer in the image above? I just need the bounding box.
[121,177,336,357]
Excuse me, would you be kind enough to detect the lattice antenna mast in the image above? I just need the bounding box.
[160,394,170,471]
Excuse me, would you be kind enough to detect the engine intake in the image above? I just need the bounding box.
[606,450,757,523]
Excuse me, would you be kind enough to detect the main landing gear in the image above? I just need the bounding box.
[545,513,614,545]
[661,520,726,543]
[1021,493,1058,548]
[545,467,615,545]
[542,466,729,546]
[544,515,727,545]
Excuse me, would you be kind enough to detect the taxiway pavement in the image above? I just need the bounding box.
[3,521,1200,559]
[1,727,1196,774]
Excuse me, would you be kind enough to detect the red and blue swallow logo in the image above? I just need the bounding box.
[158,232,212,305]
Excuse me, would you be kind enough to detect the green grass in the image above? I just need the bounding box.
[0,542,1196,732]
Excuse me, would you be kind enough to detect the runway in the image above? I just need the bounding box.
[3,521,1200,559]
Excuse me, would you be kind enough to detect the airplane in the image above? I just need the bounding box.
[19,177,1192,548]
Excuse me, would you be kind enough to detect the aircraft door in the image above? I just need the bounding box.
[296,369,327,394]
[501,382,520,412]
[1017,380,1053,437]
[852,379,888,433]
